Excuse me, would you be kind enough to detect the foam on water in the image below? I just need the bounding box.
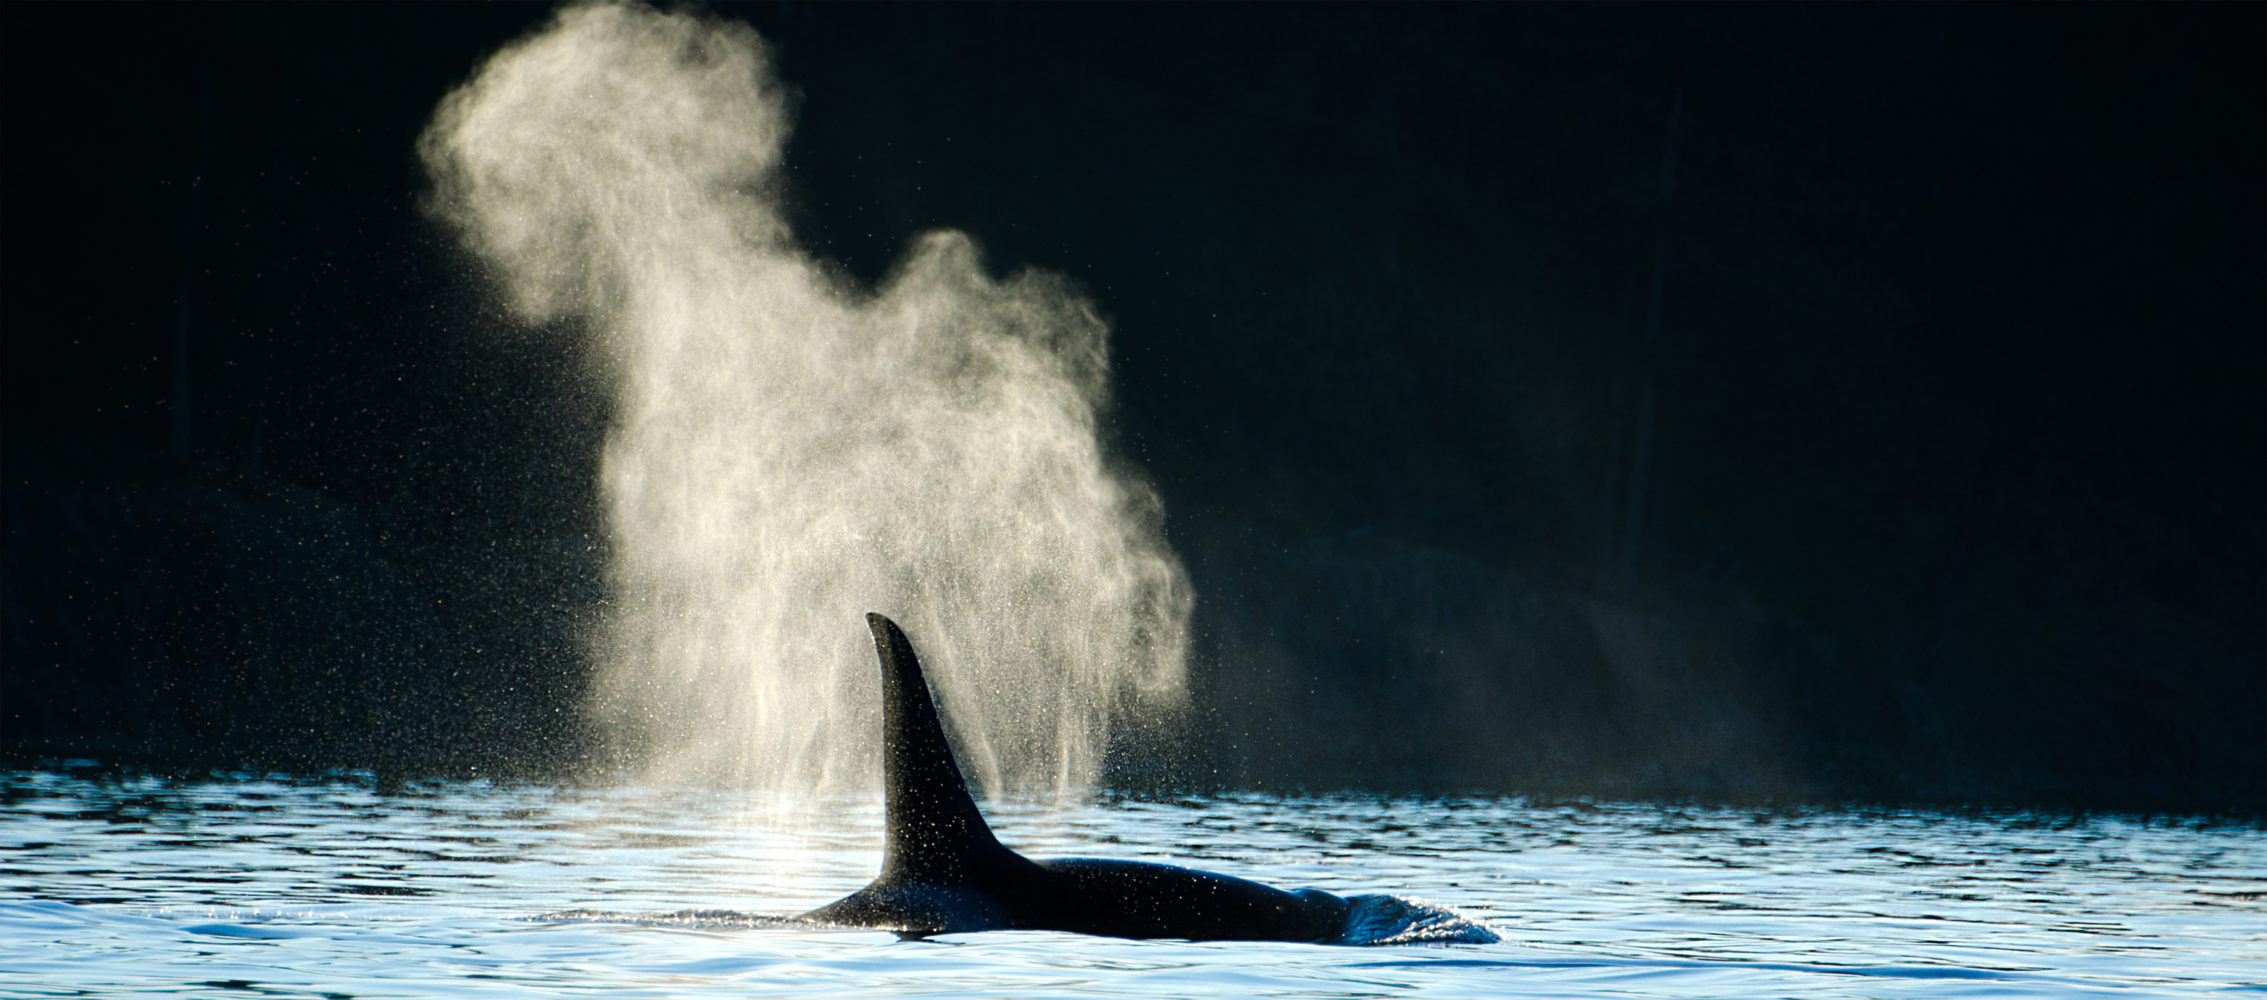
[1337,894,1502,945]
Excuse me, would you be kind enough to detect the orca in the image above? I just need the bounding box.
[800,613,1352,941]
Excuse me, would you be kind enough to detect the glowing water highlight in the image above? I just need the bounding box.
[419,2,1190,790]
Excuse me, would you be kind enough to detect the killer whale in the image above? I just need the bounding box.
[800,613,1352,941]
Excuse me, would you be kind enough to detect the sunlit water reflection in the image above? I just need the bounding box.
[2,768,2259,997]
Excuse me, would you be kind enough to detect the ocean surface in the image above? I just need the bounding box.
[1,766,2260,998]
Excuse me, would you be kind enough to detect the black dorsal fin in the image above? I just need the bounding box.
[866,612,1012,884]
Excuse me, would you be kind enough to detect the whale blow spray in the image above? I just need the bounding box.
[420,2,1190,791]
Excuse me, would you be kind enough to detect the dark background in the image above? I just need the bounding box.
[4,3,2260,811]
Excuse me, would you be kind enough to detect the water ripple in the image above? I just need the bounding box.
[0,770,2261,998]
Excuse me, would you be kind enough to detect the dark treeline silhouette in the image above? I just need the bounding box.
[3,4,2259,811]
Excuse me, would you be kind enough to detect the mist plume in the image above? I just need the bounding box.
[419,1,1191,791]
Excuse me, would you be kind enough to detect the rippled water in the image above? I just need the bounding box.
[1,767,2260,997]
